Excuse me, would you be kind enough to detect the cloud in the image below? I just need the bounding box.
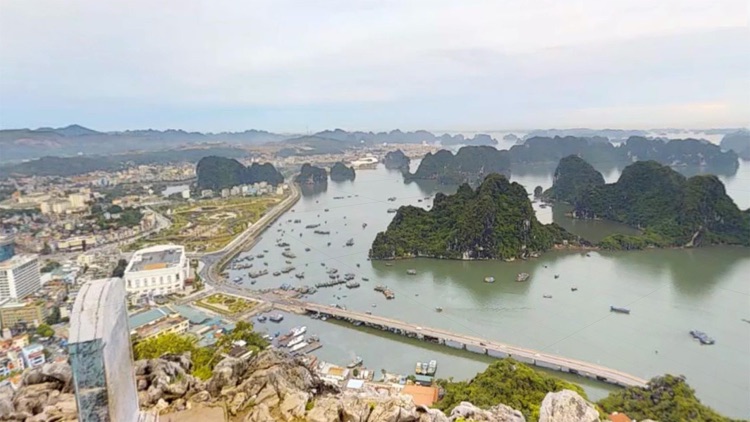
[0,0,747,130]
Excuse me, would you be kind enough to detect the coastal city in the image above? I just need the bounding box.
[2,2,749,421]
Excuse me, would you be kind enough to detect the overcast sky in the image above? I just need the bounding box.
[1,0,748,132]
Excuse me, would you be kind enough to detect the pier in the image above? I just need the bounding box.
[294,301,648,388]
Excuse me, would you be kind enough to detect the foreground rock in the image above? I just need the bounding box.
[539,389,599,422]
[2,361,77,421]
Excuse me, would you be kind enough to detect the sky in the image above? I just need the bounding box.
[0,0,748,132]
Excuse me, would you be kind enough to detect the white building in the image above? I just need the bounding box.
[123,245,188,297]
[0,254,41,301]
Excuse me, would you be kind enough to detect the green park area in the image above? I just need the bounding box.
[129,194,283,252]
[194,293,257,316]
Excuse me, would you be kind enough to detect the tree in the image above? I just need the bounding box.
[45,306,61,325]
[112,259,128,278]
[41,260,61,273]
[36,324,54,338]
[352,368,360,377]
[215,321,268,353]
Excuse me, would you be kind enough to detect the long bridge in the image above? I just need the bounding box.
[281,299,648,388]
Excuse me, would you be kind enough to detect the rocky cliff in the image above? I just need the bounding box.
[0,350,622,422]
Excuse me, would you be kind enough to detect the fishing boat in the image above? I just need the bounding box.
[305,248,311,252]
[689,330,715,345]
[347,356,363,368]
[406,269,417,275]
[610,306,631,314]
[484,276,495,283]
[345,238,354,246]
[256,315,267,323]
[543,294,552,299]
[435,307,443,312]
[554,274,560,279]
[571,287,578,291]
[387,208,398,213]
[427,360,437,375]
[269,313,284,322]
[387,197,397,201]
[516,272,530,282]
[273,271,281,276]
[362,277,369,281]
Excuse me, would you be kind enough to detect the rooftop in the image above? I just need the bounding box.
[127,245,184,273]
[133,314,188,339]
[128,307,170,329]
[0,254,38,270]
[402,384,439,407]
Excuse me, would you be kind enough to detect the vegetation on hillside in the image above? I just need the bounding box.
[294,163,328,185]
[330,162,356,181]
[370,173,581,260]
[434,359,587,421]
[549,158,750,249]
[383,149,410,170]
[598,375,738,422]
[133,321,267,380]
[543,155,605,203]
[196,156,284,190]
[407,146,511,185]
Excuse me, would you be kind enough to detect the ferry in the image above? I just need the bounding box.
[289,341,308,353]
[287,335,305,348]
[290,326,307,337]
[516,273,530,282]
[610,306,631,314]
[484,276,495,283]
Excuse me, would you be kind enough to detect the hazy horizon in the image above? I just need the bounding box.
[1,0,748,132]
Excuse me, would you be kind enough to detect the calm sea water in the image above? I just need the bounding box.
[232,159,750,418]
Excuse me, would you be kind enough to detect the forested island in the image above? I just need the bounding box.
[370,173,580,260]
[294,163,328,185]
[383,149,410,170]
[509,136,738,174]
[720,129,750,160]
[406,146,511,185]
[195,156,284,190]
[546,156,750,249]
[329,161,355,181]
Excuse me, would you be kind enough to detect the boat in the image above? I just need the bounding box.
[305,248,311,252]
[543,294,552,299]
[233,277,242,282]
[345,238,354,246]
[249,269,269,278]
[427,360,437,375]
[689,330,715,345]
[256,315,267,323]
[282,251,297,259]
[484,276,495,283]
[289,341,308,353]
[346,281,360,289]
[281,266,295,273]
[256,254,264,258]
[610,306,630,314]
[435,307,443,312]
[362,223,367,228]
[420,362,429,374]
[273,271,281,276]
[362,277,369,281]
[287,335,306,348]
[516,273,530,282]
[554,274,560,279]
[415,362,422,374]
[305,224,320,229]
[387,208,398,213]
[571,287,578,291]
[387,197,396,201]
[288,325,306,337]
[385,263,393,267]
[324,209,329,212]
[406,269,417,275]
[314,230,331,235]
[347,356,363,368]
[269,313,284,322]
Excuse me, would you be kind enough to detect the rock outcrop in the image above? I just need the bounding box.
[1,350,612,422]
[539,389,599,422]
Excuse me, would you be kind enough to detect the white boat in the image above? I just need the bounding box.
[290,326,307,337]
[287,335,305,348]
[427,359,437,375]
[289,341,308,353]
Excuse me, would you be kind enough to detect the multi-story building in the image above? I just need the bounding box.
[123,245,188,298]
[0,254,41,301]
[0,234,14,263]
[0,300,46,330]
[20,343,45,368]
[128,307,190,342]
